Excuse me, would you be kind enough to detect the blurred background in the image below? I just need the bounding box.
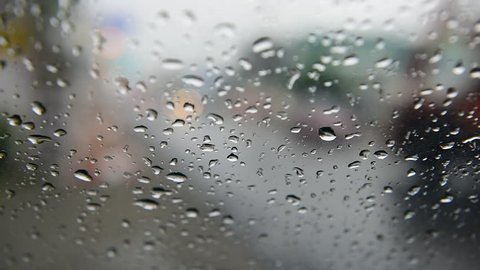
[0,0,479,269]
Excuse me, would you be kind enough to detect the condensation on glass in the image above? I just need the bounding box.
[0,0,479,269]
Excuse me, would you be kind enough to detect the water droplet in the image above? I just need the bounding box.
[182,75,204,87]
[470,67,480,79]
[114,76,131,94]
[27,135,52,145]
[207,113,224,125]
[440,194,453,203]
[31,101,46,115]
[166,101,175,110]
[463,136,480,143]
[106,247,117,259]
[286,194,301,206]
[375,58,393,68]
[373,150,388,159]
[439,142,454,150]
[407,186,420,196]
[343,55,359,66]
[404,210,415,220]
[245,106,258,114]
[208,209,221,217]
[214,23,236,38]
[162,59,184,70]
[133,199,158,210]
[348,161,361,169]
[318,127,336,141]
[287,69,301,90]
[252,37,273,53]
[7,115,22,126]
[185,208,199,218]
[133,125,148,133]
[41,183,56,192]
[239,58,252,70]
[146,109,158,121]
[323,105,340,115]
[200,143,215,152]
[359,149,370,160]
[166,172,187,183]
[452,62,465,75]
[86,203,101,211]
[74,169,93,182]
[172,119,185,127]
[290,126,302,134]
[405,154,419,161]
[53,129,67,137]
[227,153,238,162]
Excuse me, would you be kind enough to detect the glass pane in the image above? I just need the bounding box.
[1,0,479,269]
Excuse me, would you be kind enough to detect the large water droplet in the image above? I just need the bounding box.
[343,55,359,66]
[252,37,273,53]
[182,75,204,87]
[162,59,184,70]
[227,153,238,162]
[166,172,187,183]
[207,113,224,125]
[31,101,46,115]
[133,199,158,210]
[318,127,336,141]
[74,169,93,182]
[27,135,52,145]
[373,150,388,159]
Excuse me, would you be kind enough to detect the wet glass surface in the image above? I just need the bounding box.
[0,1,480,269]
